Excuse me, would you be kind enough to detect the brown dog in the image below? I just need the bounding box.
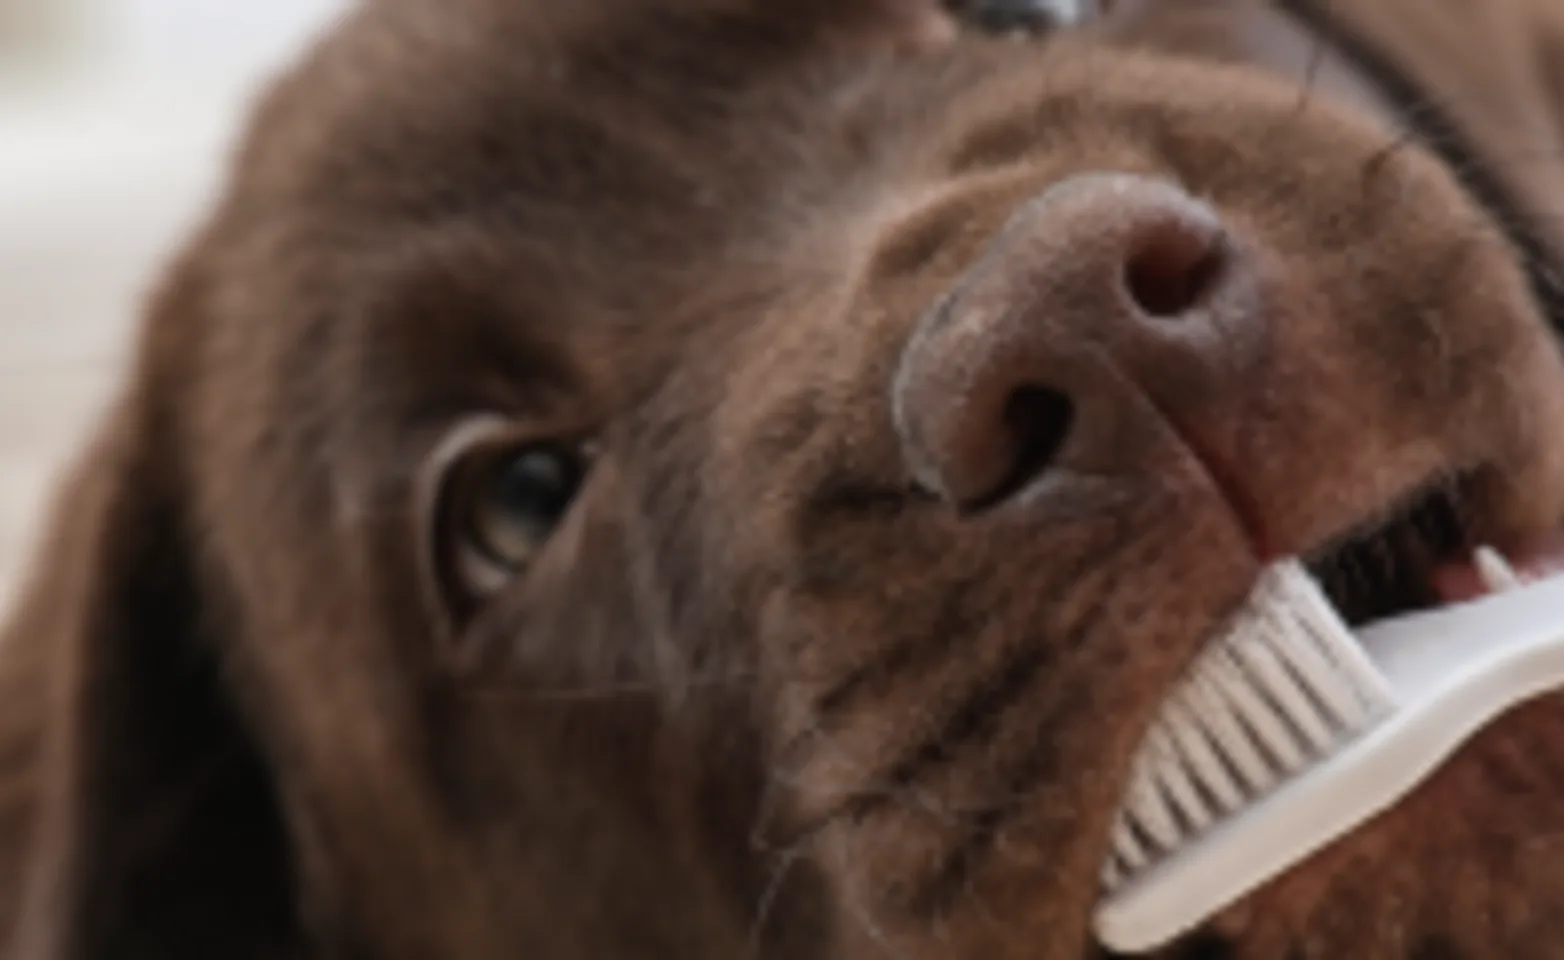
[7,0,1564,957]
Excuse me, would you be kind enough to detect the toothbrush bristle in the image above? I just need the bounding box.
[1103,561,1397,890]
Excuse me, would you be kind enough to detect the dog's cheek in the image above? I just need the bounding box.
[1285,166,1564,541]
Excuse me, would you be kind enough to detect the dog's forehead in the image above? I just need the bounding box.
[241,0,945,221]
[189,6,935,488]
[222,4,1021,413]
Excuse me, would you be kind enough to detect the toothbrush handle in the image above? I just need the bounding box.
[1364,572,1564,696]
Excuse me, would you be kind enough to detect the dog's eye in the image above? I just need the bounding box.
[420,423,595,629]
[951,0,1100,33]
[457,444,586,574]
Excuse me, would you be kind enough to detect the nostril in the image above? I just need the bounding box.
[1123,220,1228,319]
[974,385,1075,508]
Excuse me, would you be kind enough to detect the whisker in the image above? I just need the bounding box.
[1291,5,1330,120]
[765,725,968,837]
[837,882,915,960]
[456,669,756,702]
[1283,0,1564,323]
[746,841,811,960]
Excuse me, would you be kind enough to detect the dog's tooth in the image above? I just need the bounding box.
[1476,546,1524,594]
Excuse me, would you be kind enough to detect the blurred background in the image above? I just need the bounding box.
[0,0,350,609]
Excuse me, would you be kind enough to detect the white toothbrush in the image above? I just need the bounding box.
[1095,549,1564,954]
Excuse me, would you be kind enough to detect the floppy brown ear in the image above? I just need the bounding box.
[0,260,302,960]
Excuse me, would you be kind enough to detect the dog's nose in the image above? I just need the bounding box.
[893,173,1260,510]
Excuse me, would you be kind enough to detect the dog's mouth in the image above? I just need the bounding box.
[1303,477,1475,628]
[1303,473,1564,627]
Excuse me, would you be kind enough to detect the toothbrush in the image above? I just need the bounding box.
[1095,549,1564,954]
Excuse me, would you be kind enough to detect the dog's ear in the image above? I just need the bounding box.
[1,255,301,960]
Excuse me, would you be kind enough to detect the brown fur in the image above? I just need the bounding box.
[7,0,1564,957]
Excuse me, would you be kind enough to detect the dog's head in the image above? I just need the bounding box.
[8,1,1564,957]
